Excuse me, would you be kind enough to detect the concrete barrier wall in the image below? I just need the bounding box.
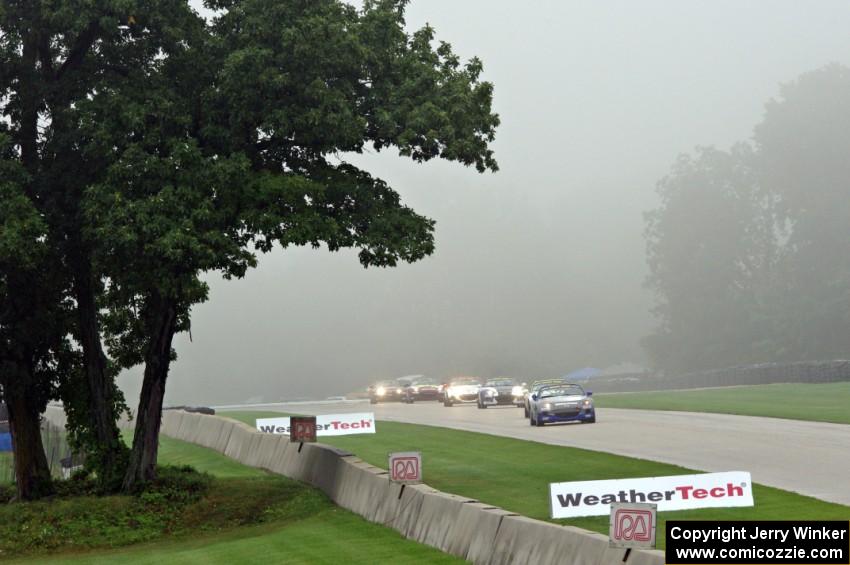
[447,503,516,563]
[40,407,664,564]
[406,489,474,552]
[489,515,664,565]
[43,405,68,428]
[158,411,664,565]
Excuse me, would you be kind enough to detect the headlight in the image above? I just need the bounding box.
[376,386,386,396]
[511,386,523,396]
[412,386,419,393]
[542,402,552,411]
[396,388,403,394]
[583,399,593,407]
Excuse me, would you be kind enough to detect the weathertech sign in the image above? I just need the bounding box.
[256,412,376,437]
[389,452,422,484]
[550,471,754,518]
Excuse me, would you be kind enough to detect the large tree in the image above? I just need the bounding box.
[644,63,850,372]
[2,0,498,493]
[0,135,64,499]
[98,0,498,490]
[1,0,207,489]
[753,63,850,360]
[0,128,83,499]
[643,145,777,372]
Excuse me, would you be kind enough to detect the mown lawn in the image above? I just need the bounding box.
[5,434,459,564]
[593,382,850,424]
[225,411,850,549]
[0,452,12,484]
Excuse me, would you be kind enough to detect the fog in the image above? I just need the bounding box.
[119,0,850,405]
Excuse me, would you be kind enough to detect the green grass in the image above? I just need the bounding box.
[6,434,459,564]
[225,411,850,549]
[0,452,12,483]
[593,382,850,424]
[34,504,459,565]
[154,434,267,478]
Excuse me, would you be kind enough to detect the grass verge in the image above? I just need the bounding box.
[593,382,850,424]
[224,410,850,549]
[4,434,459,564]
[0,452,12,483]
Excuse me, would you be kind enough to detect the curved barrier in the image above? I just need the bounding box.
[447,502,517,562]
[159,411,665,565]
[43,408,664,565]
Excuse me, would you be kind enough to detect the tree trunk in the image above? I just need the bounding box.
[3,363,54,500]
[123,297,178,491]
[72,249,125,487]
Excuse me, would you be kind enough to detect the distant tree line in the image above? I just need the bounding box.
[0,0,498,500]
[644,64,850,373]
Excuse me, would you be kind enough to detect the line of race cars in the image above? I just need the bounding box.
[367,376,596,426]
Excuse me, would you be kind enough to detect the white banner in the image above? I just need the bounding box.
[256,412,376,436]
[550,471,753,518]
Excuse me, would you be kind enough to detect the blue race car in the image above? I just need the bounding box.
[528,383,596,426]
[523,378,568,418]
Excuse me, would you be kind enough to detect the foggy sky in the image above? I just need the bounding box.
[119,0,850,405]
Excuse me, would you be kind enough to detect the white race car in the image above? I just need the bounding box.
[442,377,482,407]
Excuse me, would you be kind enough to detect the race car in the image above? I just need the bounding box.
[368,380,408,404]
[528,383,596,426]
[401,376,443,403]
[442,377,482,407]
[477,377,526,408]
[522,378,569,418]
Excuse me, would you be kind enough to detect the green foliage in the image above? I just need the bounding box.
[52,472,99,499]
[59,366,130,491]
[0,482,14,503]
[1,0,498,493]
[80,0,499,329]
[0,141,42,270]
[133,465,212,504]
[0,135,76,499]
[22,487,460,564]
[0,473,246,558]
[1,437,457,563]
[0,465,207,556]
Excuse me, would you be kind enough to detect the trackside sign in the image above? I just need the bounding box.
[256,412,376,437]
[609,502,657,549]
[389,451,422,484]
[289,416,317,443]
[550,471,753,518]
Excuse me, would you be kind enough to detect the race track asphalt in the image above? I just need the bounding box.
[216,399,850,506]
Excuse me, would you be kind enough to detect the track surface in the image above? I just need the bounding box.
[218,400,850,506]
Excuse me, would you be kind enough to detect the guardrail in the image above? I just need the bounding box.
[157,410,664,565]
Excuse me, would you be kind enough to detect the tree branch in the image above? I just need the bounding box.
[37,33,53,78]
[56,20,101,81]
